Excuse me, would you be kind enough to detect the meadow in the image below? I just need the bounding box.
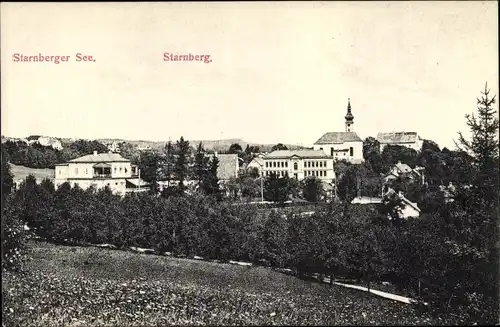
[2,241,451,327]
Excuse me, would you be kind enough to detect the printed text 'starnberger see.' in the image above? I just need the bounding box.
[12,53,96,64]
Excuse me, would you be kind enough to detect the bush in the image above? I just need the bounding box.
[1,196,30,272]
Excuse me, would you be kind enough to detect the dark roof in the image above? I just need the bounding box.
[265,150,331,159]
[376,132,419,144]
[69,153,129,163]
[314,132,362,144]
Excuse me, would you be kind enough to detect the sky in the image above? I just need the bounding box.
[1,1,498,150]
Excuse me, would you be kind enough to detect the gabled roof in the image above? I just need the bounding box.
[264,150,331,159]
[248,157,264,166]
[69,153,130,163]
[314,132,362,144]
[376,132,419,144]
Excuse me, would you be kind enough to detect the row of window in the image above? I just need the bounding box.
[71,166,131,176]
[305,170,328,177]
[263,171,328,178]
[72,181,125,187]
[265,161,289,168]
[264,161,329,169]
[305,161,328,168]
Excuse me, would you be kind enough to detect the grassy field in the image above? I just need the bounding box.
[2,241,453,326]
[9,164,54,181]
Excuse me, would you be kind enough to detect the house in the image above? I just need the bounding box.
[384,161,425,185]
[376,132,424,153]
[26,135,63,150]
[261,149,335,182]
[106,140,120,153]
[313,99,364,163]
[54,151,149,196]
[246,156,264,172]
[350,190,421,219]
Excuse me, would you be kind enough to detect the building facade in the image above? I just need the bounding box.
[313,99,364,163]
[261,149,335,182]
[54,151,149,196]
[376,132,424,153]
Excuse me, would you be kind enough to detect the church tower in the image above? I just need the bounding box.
[345,98,354,132]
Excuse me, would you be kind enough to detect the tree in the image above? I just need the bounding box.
[228,143,242,154]
[174,137,191,195]
[137,150,161,194]
[271,143,288,151]
[203,156,221,200]
[457,82,499,204]
[162,141,176,189]
[301,177,324,202]
[263,173,291,204]
[363,137,383,173]
[1,148,14,206]
[194,142,210,191]
[380,145,418,173]
[69,139,108,155]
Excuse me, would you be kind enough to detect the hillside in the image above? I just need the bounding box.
[2,241,445,326]
[9,163,54,181]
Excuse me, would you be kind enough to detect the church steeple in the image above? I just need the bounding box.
[345,98,354,132]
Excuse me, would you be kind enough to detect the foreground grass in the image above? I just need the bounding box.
[3,241,453,326]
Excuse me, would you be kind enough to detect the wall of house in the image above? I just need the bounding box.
[261,157,335,182]
[314,141,364,163]
[401,204,420,218]
[380,140,423,153]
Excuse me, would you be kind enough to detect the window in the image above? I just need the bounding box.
[266,162,269,168]
[285,162,288,168]
[331,148,334,156]
[308,162,311,168]
[273,162,276,168]
[75,168,78,175]
[125,168,128,173]
[316,162,319,167]
[115,182,118,186]
[350,147,354,157]
[120,167,123,172]
[319,161,323,168]
[324,161,327,167]
[114,167,117,172]
[293,162,298,170]
[320,147,323,150]
[85,168,88,175]
[58,169,61,175]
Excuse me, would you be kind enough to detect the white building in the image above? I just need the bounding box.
[246,156,264,172]
[261,149,335,182]
[54,151,149,196]
[313,99,364,163]
[26,135,63,150]
[376,132,424,153]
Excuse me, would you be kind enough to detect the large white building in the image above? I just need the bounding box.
[376,132,424,153]
[54,151,149,196]
[261,149,335,182]
[313,99,364,163]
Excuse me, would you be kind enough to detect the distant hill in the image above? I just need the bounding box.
[4,135,307,153]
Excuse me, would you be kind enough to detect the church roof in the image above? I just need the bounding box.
[314,132,362,144]
[377,132,419,144]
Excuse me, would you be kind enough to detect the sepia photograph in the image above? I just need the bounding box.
[1,1,499,326]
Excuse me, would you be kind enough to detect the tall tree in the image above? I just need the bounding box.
[174,136,191,194]
[194,142,210,192]
[301,176,324,202]
[137,150,161,194]
[457,82,499,203]
[204,156,221,200]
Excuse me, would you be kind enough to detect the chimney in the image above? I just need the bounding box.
[93,151,98,156]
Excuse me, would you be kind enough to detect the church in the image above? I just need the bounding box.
[313,99,364,164]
